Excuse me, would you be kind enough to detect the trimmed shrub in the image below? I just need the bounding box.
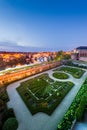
[76,96,86,121]
[53,72,69,79]
[2,118,18,130]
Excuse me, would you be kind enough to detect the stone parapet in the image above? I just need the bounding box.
[0,61,61,86]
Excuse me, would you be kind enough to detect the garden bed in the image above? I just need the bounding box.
[17,74,74,115]
[53,72,69,79]
[54,66,85,78]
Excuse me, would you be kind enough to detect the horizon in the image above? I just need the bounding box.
[0,0,87,50]
[0,41,87,52]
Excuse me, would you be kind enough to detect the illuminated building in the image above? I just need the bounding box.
[71,46,87,61]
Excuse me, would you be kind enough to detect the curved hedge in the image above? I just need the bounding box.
[54,66,85,78]
[57,78,87,130]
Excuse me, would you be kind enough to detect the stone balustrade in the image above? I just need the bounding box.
[0,61,61,86]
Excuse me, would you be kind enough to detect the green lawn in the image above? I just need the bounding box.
[53,72,69,79]
[17,74,74,115]
[54,66,85,78]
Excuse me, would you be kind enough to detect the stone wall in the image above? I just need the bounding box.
[79,57,87,61]
[0,61,61,86]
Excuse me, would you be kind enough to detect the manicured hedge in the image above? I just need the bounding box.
[17,74,74,115]
[64,60,87,69]
[0,107,16,130]
[2,108,15,123]
[53,72,69,79]
[54,66,85,78]
[2,118,18,130]
[0,86,9,103]
[57,78,87,130]
[76,95,86,121]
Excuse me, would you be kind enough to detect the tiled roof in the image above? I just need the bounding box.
[76,46,87,50]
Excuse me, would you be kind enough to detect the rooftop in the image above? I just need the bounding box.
[76,46,87,50]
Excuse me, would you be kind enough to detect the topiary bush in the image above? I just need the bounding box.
[2,118,18,130]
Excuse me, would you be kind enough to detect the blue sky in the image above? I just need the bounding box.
[0,0,87,51]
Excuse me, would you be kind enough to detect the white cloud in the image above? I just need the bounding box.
[17,41,27,46]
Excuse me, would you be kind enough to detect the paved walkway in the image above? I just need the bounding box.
[48,70,76,82]
[73,108,87,130]
[73,123,87,130]
[7,66,87,130]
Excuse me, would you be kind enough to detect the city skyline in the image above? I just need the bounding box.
[0,0,87,51]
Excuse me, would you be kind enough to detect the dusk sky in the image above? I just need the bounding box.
[0,0,87,51]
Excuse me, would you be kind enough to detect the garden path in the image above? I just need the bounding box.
[73,110,87,130]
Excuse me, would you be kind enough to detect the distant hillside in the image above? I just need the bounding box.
[0,42,56,52]
[0,45,42,52]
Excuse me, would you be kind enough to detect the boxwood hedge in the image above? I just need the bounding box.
[57,78,87,130]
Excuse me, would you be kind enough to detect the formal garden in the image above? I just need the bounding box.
[53,72,69,79]
[54,66,85,78]
[17,74,74,115]
[2,62,86,130]
[0,62,85,130]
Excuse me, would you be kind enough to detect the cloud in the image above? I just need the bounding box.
[17,41,26,46]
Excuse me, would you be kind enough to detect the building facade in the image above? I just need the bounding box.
[71,46,87,61]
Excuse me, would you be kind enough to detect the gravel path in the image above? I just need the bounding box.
[7,66,87,130]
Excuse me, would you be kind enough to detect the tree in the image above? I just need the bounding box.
[55,50,70,61]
